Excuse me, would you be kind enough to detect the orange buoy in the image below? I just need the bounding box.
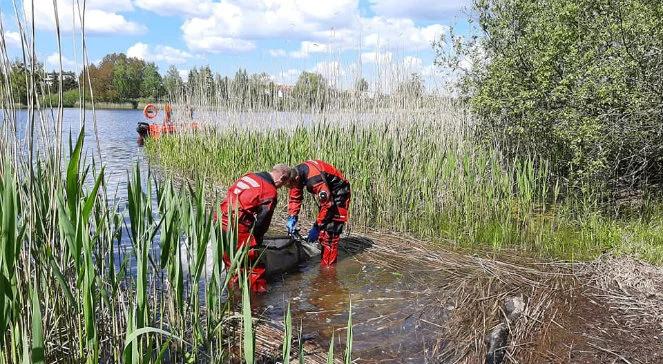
[143,103,158,119]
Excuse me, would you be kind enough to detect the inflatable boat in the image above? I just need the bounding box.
[136,122,176,139]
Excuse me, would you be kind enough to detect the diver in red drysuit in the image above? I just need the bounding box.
[219,165,293,293]
[286,160,351,266]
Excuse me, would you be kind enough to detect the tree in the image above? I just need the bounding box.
[230,69,249,108]
[163,65,183,99]
[292,71,328,110]
[83,57,116,102]
[198,65,214,101]
[355,78,369,93]
[396,73,424,98]
[9,62,28,105]
[112,54,143,101]
[249,72,272,108]
[435,0,663,188]
[140,63,163,99]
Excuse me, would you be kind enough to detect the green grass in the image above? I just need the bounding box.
[144,115,663,264]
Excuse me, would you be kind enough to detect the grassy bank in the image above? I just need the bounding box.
[144,108,663,264]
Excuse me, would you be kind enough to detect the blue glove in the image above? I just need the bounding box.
[286,215,298,234]
[307,224,320,242]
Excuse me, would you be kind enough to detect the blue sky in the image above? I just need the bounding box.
[2,0,474,90]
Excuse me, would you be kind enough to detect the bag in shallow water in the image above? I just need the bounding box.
[260,236,320,276]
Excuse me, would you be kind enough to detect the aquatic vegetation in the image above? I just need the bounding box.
[145,107,663,264]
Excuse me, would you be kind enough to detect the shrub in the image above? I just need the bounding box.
[438,0,663,191]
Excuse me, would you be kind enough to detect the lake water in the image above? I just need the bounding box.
[2,108,446,363]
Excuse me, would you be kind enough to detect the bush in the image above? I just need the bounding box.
[439,0,663,191]
[41,89,83,107]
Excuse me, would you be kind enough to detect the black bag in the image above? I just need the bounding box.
[260,236,315,276]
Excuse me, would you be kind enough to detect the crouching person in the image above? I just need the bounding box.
[219,164,294,293]
[286,160,351,266]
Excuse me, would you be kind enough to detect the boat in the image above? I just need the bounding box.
[136,103,198,141]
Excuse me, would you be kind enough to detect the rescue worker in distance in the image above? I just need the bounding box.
[219,164,295,293]
[286,160,351,266]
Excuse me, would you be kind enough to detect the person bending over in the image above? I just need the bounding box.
[286,160,351,266]
[219,164,295,292]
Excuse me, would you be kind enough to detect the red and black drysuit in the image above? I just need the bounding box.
[288,160,351,266]
[219,172,277,293]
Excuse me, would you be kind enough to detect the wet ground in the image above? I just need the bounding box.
[251,236,450,363]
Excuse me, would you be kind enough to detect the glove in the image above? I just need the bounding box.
[307,224,320,242]
[286,215,298,234]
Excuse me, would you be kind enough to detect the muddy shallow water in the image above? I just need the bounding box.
[253,237,450,363]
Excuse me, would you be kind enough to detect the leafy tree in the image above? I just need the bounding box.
[396,73,424,98]
[3,61,45,105]
[249,72,272,108]
[198,66,215,101]
[140,63,163,99]
[8,62,28,105]
[83,60,116,102]
[214,74,229,103]
[292,71,328,110]
[228,69,250,108]
[436,0,663,188]
[163,65,183,98]
[355,78,369,93]
[111,54,143,101]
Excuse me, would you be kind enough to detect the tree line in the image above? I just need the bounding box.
[3,52,427,110]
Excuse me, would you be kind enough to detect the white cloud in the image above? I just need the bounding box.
[4,32,21,48]
[46,52,77,70]
[310,61,345,87]
[127,42,192,64]
[361,51,393,64]
[25,0,145,35]
[272,68,300,84]
[289,41,329,58]
[185,35,255,53]
[178,69,189,79]
[181,0,358,53]
[370,0,468,20]
[283,16,448,58]
[361,17,447,51]
[403,56,423,69]
[88,0,134,12]
[268,49,287,57]
[134,0,450,59]
[135,0,213,16]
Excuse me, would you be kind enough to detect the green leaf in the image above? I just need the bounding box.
[66,128,85,216]
[82,167,105,222]
[242,273,254,364]
[282,302,292,363]
[48,258,75,307]
[344,301,352,364]
[123,327,183,353]
[31,283,44,364]
[327,331,334,364]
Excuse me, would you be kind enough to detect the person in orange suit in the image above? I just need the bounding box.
[219,164,295,293]
[286,160,351,266]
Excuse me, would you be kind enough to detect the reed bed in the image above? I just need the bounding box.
[0,4,353,363]
[145,104,663,264]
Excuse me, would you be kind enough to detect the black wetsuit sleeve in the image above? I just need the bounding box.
[252,199,275,242]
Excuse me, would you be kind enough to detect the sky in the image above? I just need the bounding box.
[2,0,475,90]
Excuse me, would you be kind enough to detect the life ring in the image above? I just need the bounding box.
[143,104,158,119]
